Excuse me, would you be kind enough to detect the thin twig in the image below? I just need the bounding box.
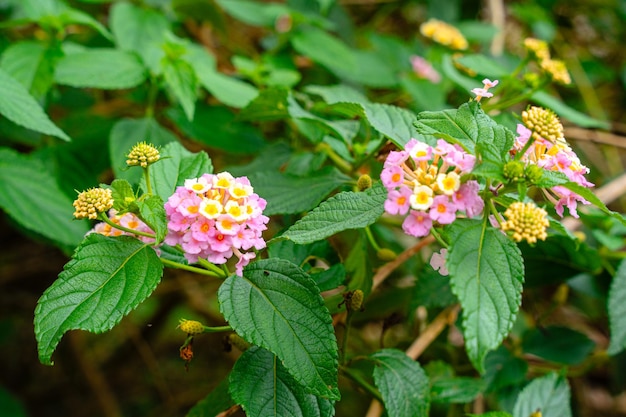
[372,235,435,291]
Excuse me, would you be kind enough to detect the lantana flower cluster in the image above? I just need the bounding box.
[90,210,155,244]
[420,18,468,50]
[523,37,571,85]
[164,172,269,275]
[512,106,593,218]
[381,138,484,237]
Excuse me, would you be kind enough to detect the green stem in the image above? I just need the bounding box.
[484,78,551,112]
[339,311,353,365]
[364,226,382,252]
[340,366,383,403]
[197,257,229,277]
[202,325,232,333]
[315,142,353,174]
[429,227,448,248]
[160,258,224,277]
[143,166,153,196]
[98,212,156,239]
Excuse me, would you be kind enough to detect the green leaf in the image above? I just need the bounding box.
[166,105,265,154]
[430,377,486,404]
[0,148,89,248]
[412,269,457,309]
[519,236,602,287]
[55,49,146,89]
[109,118,178,186]
[608,260,626,355]
[415,101,513,163]
[250,167,351,215]
[230,347,335,417]
[483,346,528,392]
[109,2,170,71]
[522,325,595,365]
[454,54,511,78]
[144,141,213,201]
[196,69,258,109]
[34,234,163,365]
[186,376,235,417]
[306,85,419,148]
[446,219,524,373]
[310,264,346,292]
[58,8,113,40]
[0,386,27,417]
[531,91,610,129]
[108,178,136,212]
[370,349,430,417]
[292,27,357,77]
[469,413,513,417]
[0,68,70,141]
[216,0,291,27]
[282,182,386,244]
[238,86,290,121]
[218,259,340,399]
[162,57,198,121]
[136,195,167,243]
[512,373,572,417]
[0,40,48,93]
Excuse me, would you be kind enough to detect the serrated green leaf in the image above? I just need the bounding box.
[306,85,419,148]
[430,377,486,404]
[196,69,258,109]
[370,349,430,417]
[454,54,511,78]
[483,346,528,392]
[310,264,346,292]
[34,234,163,365]
[55,49,146,89]
[522,325,595,365]
[163,57,197,121]
[186,376,235,417]
[0,68,69,140]
[230,347,335,417]
[58,8,113,40]
[143,141,213,201]
[0,148,89,248]
[608,260,626,355]
[109,2,169,72]
[412,269,457,309]
[137,195,166,243]
[238,86,290,121]
[282,182,386,244]
[513,373,572,417]
[446,219,524,373]
[166,105,265,154]
[108,179,136,212]
[292,27,357,77]
[468,413,513,417]
[218,259,339,399]
[109,118,178,186]
[250,167,351,215]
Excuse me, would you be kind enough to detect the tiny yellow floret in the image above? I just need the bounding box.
[522,106,565,143]
[501,202,549,244]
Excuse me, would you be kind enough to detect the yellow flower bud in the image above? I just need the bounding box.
[126,142,160,168]
[178,319,205,335]
[522,106,564,143]
[73,188,114,220]
[501,202,549,244]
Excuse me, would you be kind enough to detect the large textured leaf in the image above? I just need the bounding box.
[55,49,146,89]
[305,84,419,147]
[0,68,69,140]
[34,234,163,365]
[370,349,430,417]
[251,167,351,215]
[162,57,198,121]
[218,259,339,399]
[415,101,513,163]
[608,260,626,355]
[109,118,178,186]
[0,148,89,248]
[446,219,524,373]
[512,373,572,417]
[109,2,169,71]
[230,347,335,417]
[143,141,213,201]
[282,182,386,244]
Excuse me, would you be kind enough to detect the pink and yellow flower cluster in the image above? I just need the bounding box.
[164,172,269,274]
[513,124,592,218]
[381,138,484,237]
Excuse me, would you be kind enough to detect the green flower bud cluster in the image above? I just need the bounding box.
[503,161,544,184]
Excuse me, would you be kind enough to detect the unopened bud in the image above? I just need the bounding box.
[349,290,364,311]
[524,164,544,184]
[503,161,525,182]
[126,142,160,168]
[228,333,251,352]
[178,319,204,335]
[377,248,397,261]
[357,174,372,191]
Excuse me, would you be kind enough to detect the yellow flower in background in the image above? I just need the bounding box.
[420,19,468,50]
